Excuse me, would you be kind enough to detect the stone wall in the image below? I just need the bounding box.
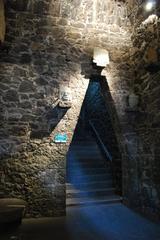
[127,12,160,219]
[100,6,160,219]
[1,0,160,220]
[1,0,159,220]
[0,0,132,217]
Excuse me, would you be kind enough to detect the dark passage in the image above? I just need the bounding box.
[66,78,122,207]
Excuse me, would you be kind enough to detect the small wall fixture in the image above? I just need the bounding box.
[59,86,72,108]
[145,0,156,11]
[93,48,109,67]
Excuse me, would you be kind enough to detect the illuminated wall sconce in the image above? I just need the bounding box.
[93,48,110,67]
[59,86,72,108]
[145,0,156,11]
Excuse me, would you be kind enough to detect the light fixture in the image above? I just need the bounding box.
[145,0,156,11]
[93,48,109,67]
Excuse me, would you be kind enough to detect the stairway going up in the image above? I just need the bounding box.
[66,134,122,207]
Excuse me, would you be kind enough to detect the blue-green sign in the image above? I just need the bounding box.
[54,133,68,143]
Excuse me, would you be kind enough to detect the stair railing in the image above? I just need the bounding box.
[89,119,112,162]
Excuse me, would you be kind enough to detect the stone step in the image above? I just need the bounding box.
[68,173,112,183]
[66,195,122,207]
[68,159,109,165]
[66,187,115,198]
[68,154,103,160]
[66,135,119,208]
[68,150,102,157]
[67,161,107,169]
[69,144,99,150]
[66,180,113,190]
[71,141,98,146]
[67,167,111,175]
[68,156,106,163]
[68,147,100,153]
[68,150,102,155]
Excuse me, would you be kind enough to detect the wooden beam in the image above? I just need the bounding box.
[0,0,5,43]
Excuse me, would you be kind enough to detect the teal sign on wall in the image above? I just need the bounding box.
[54,133,68,143]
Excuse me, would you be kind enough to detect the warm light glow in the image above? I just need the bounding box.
[93,48,109,67]
[145,1,156,11]
[142,14,158,25]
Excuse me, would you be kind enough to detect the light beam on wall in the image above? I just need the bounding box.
[93,48,110,67]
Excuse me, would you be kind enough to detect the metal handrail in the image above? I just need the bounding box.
[89,120,112,162]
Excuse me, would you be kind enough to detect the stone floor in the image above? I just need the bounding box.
[0,203,160,240]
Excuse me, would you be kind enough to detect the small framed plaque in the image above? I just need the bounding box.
[54,133,68,143]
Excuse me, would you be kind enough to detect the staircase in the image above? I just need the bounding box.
[66,134,122,207]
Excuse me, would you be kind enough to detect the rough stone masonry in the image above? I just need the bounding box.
[0,0,159,219]
[101,3,160,219]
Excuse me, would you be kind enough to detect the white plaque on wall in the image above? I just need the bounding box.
[59,86,72,108]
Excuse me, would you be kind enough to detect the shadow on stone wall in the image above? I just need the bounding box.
[30,104,69,139]
[79,63,124,194]
[97,77,123,195]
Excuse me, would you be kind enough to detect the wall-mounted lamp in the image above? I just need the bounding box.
[93,48,110,67]
[145,0,156,11]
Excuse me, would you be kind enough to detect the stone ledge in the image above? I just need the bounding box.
[0,198,27,224]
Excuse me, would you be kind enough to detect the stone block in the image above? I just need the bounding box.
[20,53,32,64]
[3,90,19,102]
[0,198,27,224]
[145,47,158,63]
[7,0,29,11]
[19,81,35,93]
